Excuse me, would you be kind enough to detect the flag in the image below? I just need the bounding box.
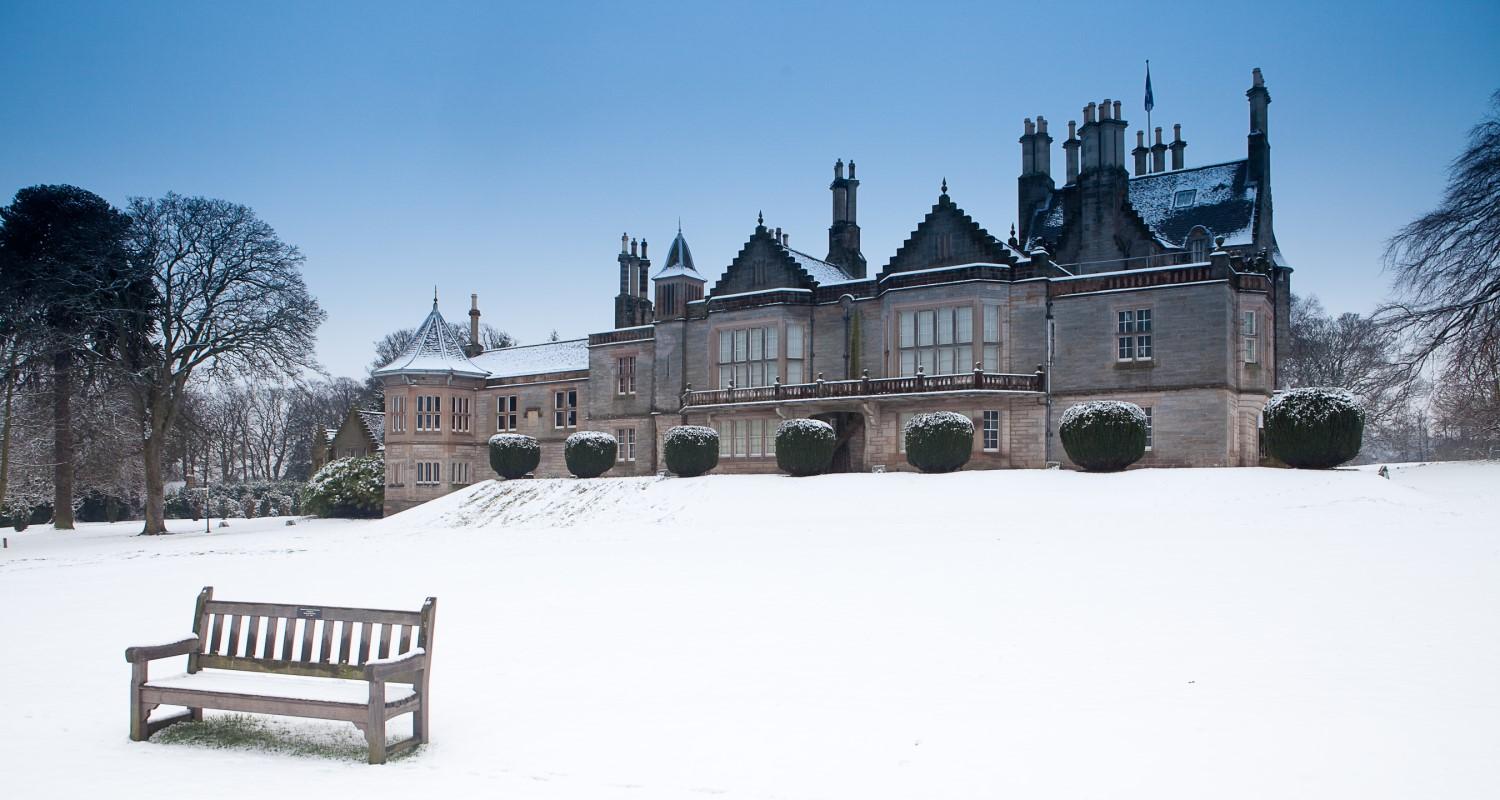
[1144,61,1155,112]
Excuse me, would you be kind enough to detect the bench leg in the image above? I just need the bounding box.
[366,682,387,764]
[129,662,148,741]
[413,679,429,744]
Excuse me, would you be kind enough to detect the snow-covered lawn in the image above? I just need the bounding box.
[2,463,1497,799]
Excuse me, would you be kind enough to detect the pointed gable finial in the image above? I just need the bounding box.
[940,177,948,196]
[432,286,438,310]
[757,210,764,226]
[677,216,682,234]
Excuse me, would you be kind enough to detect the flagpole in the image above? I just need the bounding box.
[1145,59,1151,142]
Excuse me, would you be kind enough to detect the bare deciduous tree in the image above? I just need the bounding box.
[126,194,325,534]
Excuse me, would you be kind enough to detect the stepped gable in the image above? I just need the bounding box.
[709,218,854,297]
[880,188,1019,278]
[356,410,385,451]
[371,298,489,378]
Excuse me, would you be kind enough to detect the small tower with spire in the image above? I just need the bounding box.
[652,224,706,320]
[615,232,654,328]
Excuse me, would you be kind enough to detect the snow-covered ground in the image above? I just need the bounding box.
[2,463,1497,799]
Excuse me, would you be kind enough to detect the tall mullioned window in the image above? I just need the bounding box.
[415,461,441,485]
[450,396,471,432]
[554,389,577,429]
[1144,407,1154,451]
[388,395,406,433]
[717,324,803,388]
[617,356,636,395]
[1241,310,1259,364]
[1117,309,1153,361]
[416,395,441,431]
[616,428,636,462]
[899,306,973,375]
[982,305,1002,371]
[496,395,518,431]
[716,418,772,458]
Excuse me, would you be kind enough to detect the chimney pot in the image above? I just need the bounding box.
[630,238,638,256]
[1113,100,1122,119]
[835,159,844,179]
[848,160,856,178]
[641,239,648,258]
[1037,115,1048,134]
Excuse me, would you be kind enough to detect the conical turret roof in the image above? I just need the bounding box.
[372,297,488,378]
[653,229,703,280]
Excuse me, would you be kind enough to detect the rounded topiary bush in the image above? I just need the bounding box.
[489,433,541,479]
[664,425,719,477]
[774,418,837,477]
[1059,401,1148,472]
[565,431,617,479]
[904,411,975,473]
[302,455,385,518]
[1262,387,1364,469]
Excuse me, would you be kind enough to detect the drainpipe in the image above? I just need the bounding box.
[839,294,856,380]
[1044,298,1055,464]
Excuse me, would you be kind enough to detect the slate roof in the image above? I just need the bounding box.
[371,302,489,379]
[1027,159,1259,251]
[653,230,703,280]
[469,339,590,379]
[783,246,855,286]
[356,410,386,450]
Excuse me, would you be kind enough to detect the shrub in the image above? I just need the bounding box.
[3,501,30,532]
[489,433,540,479]
[302,456,385,518]
[565,431,617,479]
[664,425,719,477]
[1059,401,1148,472]
[1263,387,1364,469]
[904,411,975,473]
[774,419,837,477]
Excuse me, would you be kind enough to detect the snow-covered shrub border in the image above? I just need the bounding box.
[1263,387,1364,469]
[1059,400,1148,472]
[489,433,541,480]
[775,418,837,477]
[903,411,975,473]
[565,431,617,479]
[301,455,385,518]
[664,425,719,477]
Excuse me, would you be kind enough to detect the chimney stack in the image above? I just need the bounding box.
[467,293,481,355]
[630,238,638,257]
[621,232,628,253]
[1063,120,1080,183]
[1150,127,1167,173]
[1170,124,1187,170]
[640,238,648,259]
[1132,130,1148,176]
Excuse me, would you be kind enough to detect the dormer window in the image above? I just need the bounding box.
[1187,228,1211,263]
[1172,189,1197,208]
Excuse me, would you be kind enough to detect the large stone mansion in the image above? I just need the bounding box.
[373,69,1291,514]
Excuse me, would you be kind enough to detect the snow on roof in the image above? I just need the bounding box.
[371,302,489,378]
[1028,159,1259,251]
[784,246,854,286]
[1127,160,1258,248]
[469,338,590,380]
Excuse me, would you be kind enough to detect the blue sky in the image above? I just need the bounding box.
[3,0,1497,379]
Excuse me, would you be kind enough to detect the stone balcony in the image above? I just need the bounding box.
[680,366,1046,410]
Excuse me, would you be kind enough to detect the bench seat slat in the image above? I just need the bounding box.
[299,618,316,662]
[227,614,243,657]
[205,601,421,626]
[280,616,295,661]
[244,615,260,660]
[208,613,224,655]
[357,622,373,664]
[398,625,412,655]
[378,624,393,660]
[320,619,335,663]
[338,620,353,664]
[262,617,280,660]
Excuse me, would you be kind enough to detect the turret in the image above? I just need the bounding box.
[653,227,706,320]
[826,159,867,278]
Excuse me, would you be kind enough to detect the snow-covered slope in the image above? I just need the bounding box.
[2,463,1497,799]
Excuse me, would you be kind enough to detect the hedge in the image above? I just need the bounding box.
[1059,401,1148,472]
[565,431,617,478]
[1263,387,1364,469]
[489,433,541,479]
[664,425,719,477]
[904,411,974,473]
[775,419,837,477]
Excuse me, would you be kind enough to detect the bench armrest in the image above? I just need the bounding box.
[125,635,200,663]
[364,648,426,680]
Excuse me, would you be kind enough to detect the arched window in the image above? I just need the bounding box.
[1187,228,1211,263]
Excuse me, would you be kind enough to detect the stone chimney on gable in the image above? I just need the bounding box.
[1170,124,1187,170]
[465,293,482,356]
[614,232,654,328]
[1017,116,1056,243]
[1150,127,1168,173]
[1132,130,1148,176]
[826,158,867,278]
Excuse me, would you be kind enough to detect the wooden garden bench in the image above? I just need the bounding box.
[125,586,436,764]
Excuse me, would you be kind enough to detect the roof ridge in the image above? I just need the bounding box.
[481,337,587,355]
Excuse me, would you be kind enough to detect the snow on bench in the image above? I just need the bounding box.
[124,587,437,764]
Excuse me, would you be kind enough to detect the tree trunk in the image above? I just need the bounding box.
[52,351,75,529]
[142,421,167,535]
[0,345,18,504]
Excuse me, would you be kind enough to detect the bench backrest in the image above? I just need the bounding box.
[188,586,435,680]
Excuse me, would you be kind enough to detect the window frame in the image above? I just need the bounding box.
[496,394,519,431]
[1115,308,1153,363]
[553,389,578,429]
[1143,407,1154,451]
[982,410,1000,452]
[896,303,975,376]
[415,395,442,432]
[617,355,637,395]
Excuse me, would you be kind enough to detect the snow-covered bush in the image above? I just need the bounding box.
[1059,401,1148,472]
[1263,388,1364,469]
[664,425,719,477]
[3,500,30,532]
[775,418,837,477]
[489,433,540,480]
[904,411,974,473]
[301,456,385,518]
[565,431,617,479]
